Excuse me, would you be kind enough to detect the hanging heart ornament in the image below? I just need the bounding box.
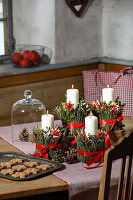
[65,0,90,17]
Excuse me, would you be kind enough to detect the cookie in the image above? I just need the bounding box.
[9,158,23,165]
[0,162,12,169]
[24,161,39,167]
[12,165,27,171]
[11,172,27,179]
[24,168,40,175]
[11,173,20,178]
[0,169,14,175]
[36,164,52,171]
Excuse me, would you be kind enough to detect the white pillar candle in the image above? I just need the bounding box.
[41,111,54,131]
[85,116,98,136]
[66,85,79,108]
[102,85,114,104]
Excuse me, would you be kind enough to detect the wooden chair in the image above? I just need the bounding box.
[98,130,133,200]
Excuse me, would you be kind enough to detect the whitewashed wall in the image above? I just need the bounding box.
[13,0,55,62]
[12,0,103,64]
[102,0,133,61]
[54,0,103,63]
[12,0,133,64]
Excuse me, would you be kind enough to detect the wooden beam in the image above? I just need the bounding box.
[0,64,97,88]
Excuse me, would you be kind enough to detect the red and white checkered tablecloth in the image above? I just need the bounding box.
[83,67,133,117]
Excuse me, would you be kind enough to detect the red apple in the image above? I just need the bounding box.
[29,50,41,65]
[22,50,31,59]
[19,59,31,68]
[12,52,22,65]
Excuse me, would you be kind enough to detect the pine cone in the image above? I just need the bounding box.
[65,155,73,164]
[19,128,29,142]
[53,148,77,164]
[53,149,65,163]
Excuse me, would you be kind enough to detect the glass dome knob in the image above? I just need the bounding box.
[24,90,32,103]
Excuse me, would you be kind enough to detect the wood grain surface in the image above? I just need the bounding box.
[0,117,132,199]
[0,63,129,126]
[0,139,68,200]
[0,64,96,126]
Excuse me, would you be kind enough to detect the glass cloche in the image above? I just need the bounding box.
[11,89,46,145]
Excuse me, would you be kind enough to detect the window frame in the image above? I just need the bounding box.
[0,0,14,61]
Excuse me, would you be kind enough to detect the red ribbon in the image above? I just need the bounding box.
[99,115,123,147]
[32,142,62,159]
[71,116,123,169]
[70,135,79,145]
[64,123,85,129]
[99,115,123,134]
[77,148,107,169]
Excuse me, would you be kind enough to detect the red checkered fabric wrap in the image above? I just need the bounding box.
[83,67,133,117]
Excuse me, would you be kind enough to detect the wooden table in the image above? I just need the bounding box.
[0,139,68,200]
[0,117,133,200]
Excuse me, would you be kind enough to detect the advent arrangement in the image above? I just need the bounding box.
[12,85,125,168]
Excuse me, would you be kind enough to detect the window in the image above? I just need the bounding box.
[0,0,14,62]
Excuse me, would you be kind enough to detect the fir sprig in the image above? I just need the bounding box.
[54,97,91,124]
[91,97,125,131]
[33,127,63,156]
[76,130,105,152]
[75,130,105,163]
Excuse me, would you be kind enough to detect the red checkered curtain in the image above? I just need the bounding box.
[83,67,133,117]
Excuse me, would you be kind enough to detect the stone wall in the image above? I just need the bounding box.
[54,0,102,63]
[102,0,133,61]
[13,0,55,62]
[12,0,133,64]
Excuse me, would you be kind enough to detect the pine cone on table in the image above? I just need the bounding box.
[18,128,29,142]
[53,148,77,164]
[53,149,65,163]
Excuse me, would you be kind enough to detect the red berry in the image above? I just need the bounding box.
[29,50,41,65]
[19,59,31,68]
[51,130,60,136]
[70,107,74,112]
[98,131,105,138]
[12,52,22,64]
[101,105,106,109]
[39,132,42,136]
[22,50,31,59]
[92,104,96,109]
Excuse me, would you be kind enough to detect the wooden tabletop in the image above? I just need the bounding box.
[0,116,132,200]
[0,139,68,200]
[122,116,133,131]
